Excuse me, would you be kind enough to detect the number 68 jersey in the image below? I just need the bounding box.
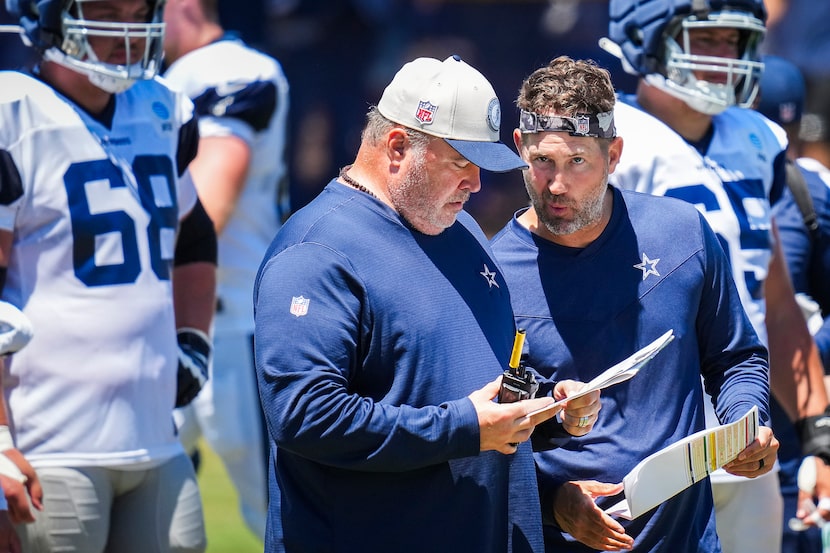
[0,71,199,468]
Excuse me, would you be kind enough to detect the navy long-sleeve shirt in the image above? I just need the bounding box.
[491,187,770,553]
[254,181,544,552]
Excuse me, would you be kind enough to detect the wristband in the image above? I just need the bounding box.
[177,327,211,353]
[795,406,830,466]
[0,426,14,452]
[0,453,23,484]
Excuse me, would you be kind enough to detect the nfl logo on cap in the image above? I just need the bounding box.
[376,55,527,172]
[416,101,437,125]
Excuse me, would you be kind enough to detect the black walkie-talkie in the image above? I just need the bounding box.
[498,328,539,403]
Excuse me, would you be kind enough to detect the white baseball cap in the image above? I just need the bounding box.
[377,55,527,173]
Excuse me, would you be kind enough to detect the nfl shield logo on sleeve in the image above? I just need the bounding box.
[290,296,310,317]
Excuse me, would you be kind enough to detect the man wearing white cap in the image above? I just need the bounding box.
[253,54,601,552]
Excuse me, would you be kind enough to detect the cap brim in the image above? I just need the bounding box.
[444,139,528,173]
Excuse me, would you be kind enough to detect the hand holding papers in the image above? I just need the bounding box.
[527,329,675,418]
[605,406,760,520]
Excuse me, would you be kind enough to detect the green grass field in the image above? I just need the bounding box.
[197,440,263,553]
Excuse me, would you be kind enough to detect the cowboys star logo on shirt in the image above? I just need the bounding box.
[480,264,499,289]
[633,253,660,281]
[290,296,310,317]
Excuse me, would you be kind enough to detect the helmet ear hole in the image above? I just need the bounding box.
[625,23,643,46]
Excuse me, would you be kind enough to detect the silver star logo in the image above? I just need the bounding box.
[633,253,660,281]
[480,264,499,289]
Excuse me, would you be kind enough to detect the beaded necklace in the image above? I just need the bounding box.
[339,166,379,200]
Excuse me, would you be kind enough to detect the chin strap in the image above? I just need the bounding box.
[43,47,138,94]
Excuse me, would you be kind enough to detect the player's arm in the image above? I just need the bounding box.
[188,135,251,234]
[765,220,829,422]
[185,77,274,235]
[767,219,830,524]
[0,230,42,523]
[172,200,217,407]
[764,219,830,521]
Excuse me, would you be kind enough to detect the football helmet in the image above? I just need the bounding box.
[607,0,766,114]
[6,0,166,93]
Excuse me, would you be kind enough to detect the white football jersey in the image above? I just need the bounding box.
[612,99,787,344]
[0,71,198,467]
[164,36,290,335]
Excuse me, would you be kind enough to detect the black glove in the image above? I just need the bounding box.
[175,328,211,408]
[796,405,830,467]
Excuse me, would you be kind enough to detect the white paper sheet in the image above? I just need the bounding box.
[605,406,760,520]
[527,329,675,418]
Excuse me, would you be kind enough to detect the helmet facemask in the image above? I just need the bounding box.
[649,9,765,115]
[43,0,165,93]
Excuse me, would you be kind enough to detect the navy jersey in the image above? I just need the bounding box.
[254,181,543,552]
[491,187,769,553]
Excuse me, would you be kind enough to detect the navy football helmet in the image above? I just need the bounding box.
[607,0,766,114]
[6,0,166,92]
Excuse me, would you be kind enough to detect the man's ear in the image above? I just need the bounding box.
[386,127,409,163]
[608,136,624,173]
[513,128,523,153]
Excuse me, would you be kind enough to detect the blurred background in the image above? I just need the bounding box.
[0,0,638,238]
[255,0,638,236]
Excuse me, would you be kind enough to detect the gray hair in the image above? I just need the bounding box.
[364,106,431,155]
